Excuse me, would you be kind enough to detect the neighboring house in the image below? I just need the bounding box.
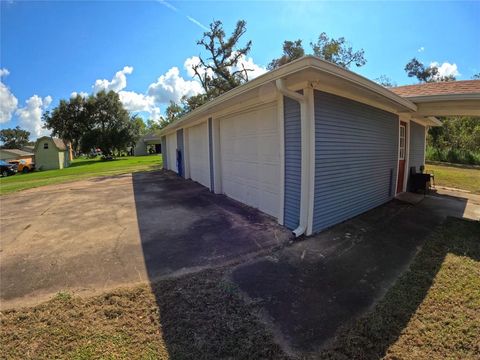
[34,137,71,170]
[132,133,162,156]
[0,148,34,162]
[159,56,480,237]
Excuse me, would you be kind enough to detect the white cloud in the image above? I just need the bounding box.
[0,68,10,77]
[0,80,18,124]
[147,66,203,104]
[118,91,161,119]
[15,95,52,137]
[430,61,460,79]
[92,66,133,93]
[70,91,88,98]
[417,46,425,53]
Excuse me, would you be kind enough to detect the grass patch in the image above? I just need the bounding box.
[317,217,480,359]
[0,155,162,195]
[425,163,480,194]
[0,269,287,360]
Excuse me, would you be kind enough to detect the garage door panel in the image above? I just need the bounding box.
[220,104,280,218]
[187,122,210,187]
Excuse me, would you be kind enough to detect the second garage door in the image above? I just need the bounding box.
[219,104,280,218]
[187,121,210,187]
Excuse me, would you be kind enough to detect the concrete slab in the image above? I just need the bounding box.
[0,171,291,309]
[231,196,474,354]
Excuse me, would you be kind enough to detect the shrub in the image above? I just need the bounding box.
[426,146,480,165]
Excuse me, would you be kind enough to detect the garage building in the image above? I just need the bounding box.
[160,56,480,237]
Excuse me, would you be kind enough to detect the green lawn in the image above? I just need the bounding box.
[425,162,480,194]
[1,218,478,359]
[318,217,480,360]
[0,155,162,195]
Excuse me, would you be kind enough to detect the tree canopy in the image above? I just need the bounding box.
[268,32,367,70]
[44,91,142,156]
[375,75,397,88]
[310,32,366,68]
[404,58,456,83]
[0,126,31,149]
[267,40,305,70]
[43,94,91,153]
[185,20,254,111]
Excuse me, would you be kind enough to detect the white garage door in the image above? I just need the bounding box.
[220,104,280,218]
[187,122,210,187]
[166,133,177,173]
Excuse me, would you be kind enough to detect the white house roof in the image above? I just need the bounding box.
[160,56,418,135]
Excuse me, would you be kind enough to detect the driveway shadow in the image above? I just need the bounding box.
[131,170,291,281]
[230,196,472,355]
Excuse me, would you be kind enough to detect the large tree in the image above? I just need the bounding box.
[80,90,136,155]
[0,126,30,149]
[43,94,91,154]
[404,58,456,83]
[268,32,367,70]
[186,20,253,110]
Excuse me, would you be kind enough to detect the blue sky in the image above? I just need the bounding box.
[1,0,479,139]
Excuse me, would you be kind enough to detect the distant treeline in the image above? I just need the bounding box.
[426,117,480,165]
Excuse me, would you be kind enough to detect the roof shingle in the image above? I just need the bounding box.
[391,80,480,98]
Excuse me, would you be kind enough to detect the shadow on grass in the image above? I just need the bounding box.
[317,217,479,359]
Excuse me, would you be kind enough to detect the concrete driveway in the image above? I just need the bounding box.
[0,171,291,310]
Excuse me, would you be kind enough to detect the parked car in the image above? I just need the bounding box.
[8,159,35,173]
[0,160,17,177]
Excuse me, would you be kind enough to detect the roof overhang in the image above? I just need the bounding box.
[160,56,418,135]
[405,93,480,117]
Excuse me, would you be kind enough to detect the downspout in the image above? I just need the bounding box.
[275,79,309,238]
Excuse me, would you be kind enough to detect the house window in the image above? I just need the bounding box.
[44,143,49,149]
[399,124,406,160]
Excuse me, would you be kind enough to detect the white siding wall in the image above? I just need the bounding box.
[166,132,177,173]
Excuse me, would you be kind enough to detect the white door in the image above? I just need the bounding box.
[166,133,177,173]
[187,121,210,187]
[219,104,280,218]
